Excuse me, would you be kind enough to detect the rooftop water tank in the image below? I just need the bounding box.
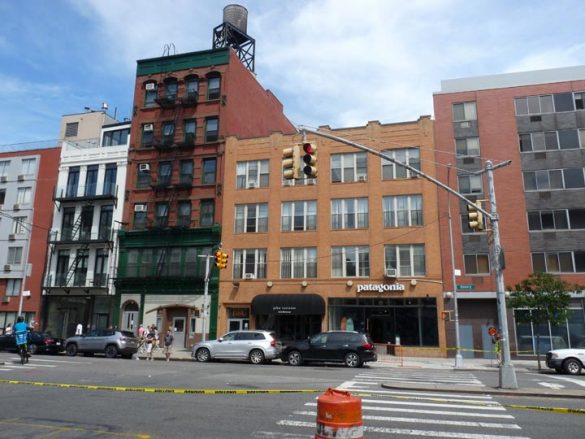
[223,4,248,34]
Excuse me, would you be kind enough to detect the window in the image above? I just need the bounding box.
[155,203,169,227]
[458,175,483,194]
[0,160,9,177]
[66,166,80,197]
[331,152,367,183]
[235,203,268,233]
[103,163,117,196]
[282,176,316,187]
[569,209,585,229]
[158,162,172,186]
[558,130,580,149]
[523,168,585,191]
[94,249,109,287]
[136,164,151,188]
[164,78,178,100]
[575,92,585,110]
[385,244,426,276]
[455,137,480,157]
[233,249,267,279]
[236,160,269,188]
[11,217,27,235]
[73,249,88,286]
[207,76,221,100]
[6,279,21,296]
[185,76,199,98]
[332,246,369,277]
[0,189,4,205]
[383,195,423,227]
[200,199,215,226]
[141,123,154,147]
[527,210,569,231]
[554,92,575,112]
[79,205,94,240]
[133,205,147,230]
[204,117,219,142]
[144,81,157,106]
[7,247,23,265]
[452,102,477,121]
[102,128,129,146]
[16,187,32,204]
[184,119,196,144]
[61,207,75,240]
[331,198,368,229]
[381,148,420,179]
[162,122,175,145]
[464,254,490,275]
[21,158,36,176]
[177,201,191,227]
[281,200,317,231]
[281,247,317,278]
[98,205,113,240]
[532,251,585,273]
[56,250,70,285]
[179,160,193,185]
[85,165,98,196]
[515,95,554,115]
[202,158,216,184]
[65,122,79,137]
[519,129,582,152]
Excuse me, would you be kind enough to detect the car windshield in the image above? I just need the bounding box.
[310,333,328,345]
[221,333,236,341]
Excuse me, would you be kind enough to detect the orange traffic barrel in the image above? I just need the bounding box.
[315,388,363,439]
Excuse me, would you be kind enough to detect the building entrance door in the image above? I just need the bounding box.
[228,318,249,331]
[172,317,186,348]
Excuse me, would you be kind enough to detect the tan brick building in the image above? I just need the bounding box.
[218,117,449,356]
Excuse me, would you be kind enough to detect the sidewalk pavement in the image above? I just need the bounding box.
[139,348,585,399]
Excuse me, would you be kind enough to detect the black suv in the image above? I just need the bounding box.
[281,331,377,368]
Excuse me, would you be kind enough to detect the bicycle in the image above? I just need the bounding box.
[17,344,29,365]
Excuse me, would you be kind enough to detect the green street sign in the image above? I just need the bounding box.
[456,284,475,290]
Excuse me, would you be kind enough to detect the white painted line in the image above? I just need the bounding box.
[351,378,486,387]
[305,403,514,418]
[358,398,504,411]
[337,385,495,400]
[293,411,521,430]
[8,357,92,364]
[356,375,484,385]
[276,420,530,438]
[546,375,585,387]
[252,431,313,438]
[538,382,565,389]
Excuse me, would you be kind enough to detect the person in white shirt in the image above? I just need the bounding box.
[75,323,83,336]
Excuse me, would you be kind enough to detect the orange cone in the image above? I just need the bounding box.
[315,388,363,439]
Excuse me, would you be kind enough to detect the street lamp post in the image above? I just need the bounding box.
[17,218,33,317]
[198,254,213,342]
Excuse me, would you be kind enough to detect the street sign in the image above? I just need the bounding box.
[456,284,475,290]
[488,326,497,336]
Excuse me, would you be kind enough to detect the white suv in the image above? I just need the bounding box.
[546,341,585,375]
[192,330,282,365]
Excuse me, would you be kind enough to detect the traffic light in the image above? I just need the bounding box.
[282,144,300,180]
[467,201,485,231]
[215,250,229,269]
[214,250,223,268]
[301,142,318,178]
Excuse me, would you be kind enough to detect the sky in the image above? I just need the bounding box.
[2,0,585,148]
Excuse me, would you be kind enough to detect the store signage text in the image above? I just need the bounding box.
[356,283,405,293]
[272,306,296,314]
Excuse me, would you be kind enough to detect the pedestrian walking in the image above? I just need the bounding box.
[145,326,155,361]
[75,323,83,336]
[164,329,174,362]
[138,324,145,338]
[4,323,12,335]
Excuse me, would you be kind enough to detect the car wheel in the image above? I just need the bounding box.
[196,348,211,362]
[249,349,265,365]
[105,345,118,359]
[28,344,39,355]
[287,350,303,366]
[563,358,583,375]
[344,352,361,368]
[66,344,78,357]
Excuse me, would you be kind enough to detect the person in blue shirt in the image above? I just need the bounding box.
[14,316,32,363]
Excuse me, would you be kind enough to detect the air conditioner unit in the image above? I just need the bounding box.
[283,180,293,187]
[243,273,256,280]
[4,264,12,272]
[145,83,156,91]
[17,174,25,181]
[307,179,316,185]
[1,296,9,304]
[143,123,154,132]
[459,121,471,129]
[0,176,7,183]
[138,163,150,172]
[8,234,16,241]
[134,204,147,212]
[384,268,397,278]
[13,204,20,211]
[247,182,256,189]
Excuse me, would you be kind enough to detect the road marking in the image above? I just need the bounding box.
[546,375,585,387]
[294,410,522,429]
[538,382,565,389]
[8,357,93,364]
[338,385,495,400]
[276,420,532,438]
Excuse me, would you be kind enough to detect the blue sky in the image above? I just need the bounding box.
[2,0,585,148]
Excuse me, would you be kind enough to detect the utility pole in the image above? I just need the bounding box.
[198,254,213,342]
[298,126,518,389]
[17,219,33,318]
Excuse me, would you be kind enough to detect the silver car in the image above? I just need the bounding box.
[192,330,282,364]
[65,329,139,359]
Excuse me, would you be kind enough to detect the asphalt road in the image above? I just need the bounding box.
[1,353,584,438]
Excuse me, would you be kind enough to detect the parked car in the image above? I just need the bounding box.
[546,338,585,375]
[0,331,65,355]
[281,331,377,368]
[191,330,282,364]
[65,329,138,359]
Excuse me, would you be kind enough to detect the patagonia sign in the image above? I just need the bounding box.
[357,283,406,293]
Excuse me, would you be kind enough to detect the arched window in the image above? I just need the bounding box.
[163,77,178,100]
[185,75,199,98]
[206,73,221,100]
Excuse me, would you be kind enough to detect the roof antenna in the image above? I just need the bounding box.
[162,43,176,56]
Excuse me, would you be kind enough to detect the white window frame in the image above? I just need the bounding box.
[280,247,317,279]
[531,251,584,274]
[16,187,32,204]
[383,195,423,228]
[514,95,554,115]
[233,249,267,279]
[6,279,22,296]
[453,102,477,121]
[458,175,483,194]
[464,254,491,275]
[236,160,269,189]
[381,148,420,179]
[455,137,480,157]
[11,216,28,235]
[234,203,268,233]
[384,244,426,277]
[7,247,23,265]
[331,152,367,183]
[331,246,369,278]
[331,198,368,230]
[281,200,317,232]
[21,158,36,176]
[0,161,10,177]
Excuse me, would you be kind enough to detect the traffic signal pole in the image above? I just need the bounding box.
[298,126,518,389]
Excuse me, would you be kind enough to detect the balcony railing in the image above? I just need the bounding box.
[54,185,118,202]
[50,229,113,243]
[45,273,108,288]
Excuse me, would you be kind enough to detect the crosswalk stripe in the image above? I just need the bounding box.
[276,420,531,438]
[357,373,483,385]
[293,410,521,429]
[358,398,504,411]
[305,402,514,419]
[338,385,495,400]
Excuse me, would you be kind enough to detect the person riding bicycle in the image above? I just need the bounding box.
[14,316,32,362]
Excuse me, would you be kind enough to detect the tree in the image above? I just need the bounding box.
[507,272,573,370]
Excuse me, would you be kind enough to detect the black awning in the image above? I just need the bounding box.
[251,294,325,315]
